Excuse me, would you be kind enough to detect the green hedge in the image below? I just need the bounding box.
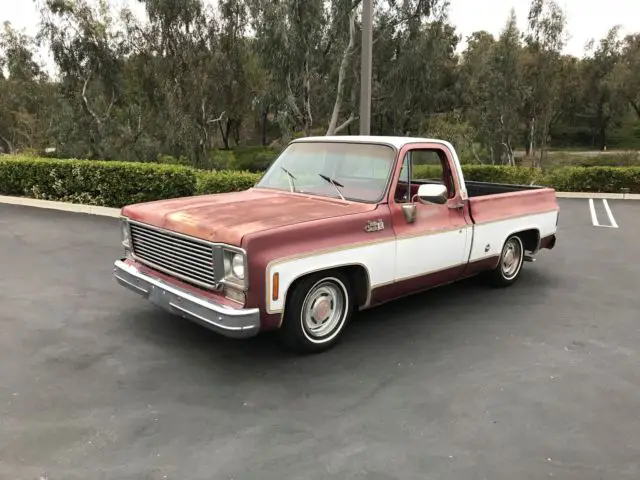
[0,156,261,208]
[156,147,279,172]
[414,164,640,193]
[196,170,263,195]
[546,167,640,193]
[1,156,639,209]
[0,157,196,208]
[413,165,546,185]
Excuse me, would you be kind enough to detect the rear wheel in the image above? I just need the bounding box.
[485,234,525,287]
[277,271,353,354]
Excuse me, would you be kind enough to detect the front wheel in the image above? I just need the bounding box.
[484,234,525,288]
[277,271,354,354]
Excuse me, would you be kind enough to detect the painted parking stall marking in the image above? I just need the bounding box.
[589,198,619,228]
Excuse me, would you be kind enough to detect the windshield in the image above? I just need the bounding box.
[255,141,397,203]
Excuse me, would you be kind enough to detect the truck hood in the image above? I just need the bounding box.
[121,188,376,246]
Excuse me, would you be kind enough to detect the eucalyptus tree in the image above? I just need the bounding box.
[582,27,627,150]
[522,0,567,164]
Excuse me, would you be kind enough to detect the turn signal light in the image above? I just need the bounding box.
[272,273,279,301]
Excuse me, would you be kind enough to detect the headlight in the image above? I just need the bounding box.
[231,253,245,279]
[120,218,131,248]
[221,249,247,287]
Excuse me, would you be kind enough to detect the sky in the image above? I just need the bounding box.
[2,0,640,61]
[447,0,640,56]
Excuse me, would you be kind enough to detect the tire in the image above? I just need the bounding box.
[277,271,354,354]
[484,234,525,288]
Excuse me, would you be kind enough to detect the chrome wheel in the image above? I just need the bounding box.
[501,236,523,280]
[300,278,348,343]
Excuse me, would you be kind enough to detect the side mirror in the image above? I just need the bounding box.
[402,204,417,223]
[416,184,448,205]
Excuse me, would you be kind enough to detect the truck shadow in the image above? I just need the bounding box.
[123,267,554,376]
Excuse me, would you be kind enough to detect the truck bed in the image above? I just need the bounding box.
[465,181,558,227]
[465,180,545,198]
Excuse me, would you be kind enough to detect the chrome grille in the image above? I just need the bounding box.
[129,222,216,288]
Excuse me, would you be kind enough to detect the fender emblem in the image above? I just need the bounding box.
[365,219,385,233]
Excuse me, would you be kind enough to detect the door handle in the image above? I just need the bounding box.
[448,202,464,209]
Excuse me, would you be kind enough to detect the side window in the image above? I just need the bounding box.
[411,149,445,184]
[394,148,455,203]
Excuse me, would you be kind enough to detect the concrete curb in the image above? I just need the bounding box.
[0,192,639,218]
[555,192,640,200]
[0,195,121,217]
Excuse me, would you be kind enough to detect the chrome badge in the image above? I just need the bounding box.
[365,219,385,233]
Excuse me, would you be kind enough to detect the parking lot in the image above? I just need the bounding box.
[1,198,639,480]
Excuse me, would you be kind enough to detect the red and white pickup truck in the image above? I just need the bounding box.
[114,136,559,353]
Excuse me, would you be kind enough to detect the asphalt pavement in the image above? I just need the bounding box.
[1,199,639,480]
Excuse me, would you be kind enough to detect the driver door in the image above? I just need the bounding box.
[390,144,472,292]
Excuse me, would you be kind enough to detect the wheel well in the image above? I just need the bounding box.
[285,265,370,310]
[514,229,540,252]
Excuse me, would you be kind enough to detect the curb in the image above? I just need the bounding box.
[0,195,121,217]
[1,192,639,218]
[555,192,640,200]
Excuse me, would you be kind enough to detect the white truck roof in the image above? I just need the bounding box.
[292,135,449,150]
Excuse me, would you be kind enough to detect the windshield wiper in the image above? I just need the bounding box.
[281,167,297,193]
[318,174,345,201]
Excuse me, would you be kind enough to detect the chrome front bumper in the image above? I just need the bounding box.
[113,259,261,339]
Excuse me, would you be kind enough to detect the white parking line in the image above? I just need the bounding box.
[588,199,600,226]
[602,199,619,228]
[589,198,619,228]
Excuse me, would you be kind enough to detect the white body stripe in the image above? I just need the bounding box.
[394,227,472,281]
[266,210,558,314]
[469,211,558,262]
[266,240,396,313]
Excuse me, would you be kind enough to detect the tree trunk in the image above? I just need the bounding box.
[303,58,313,136]
[219,119,232,150]
[326,9,357,136]
[0,134,13,154]
[598,124,607,151]
[261,111,268,146]
[528,116,535,160]
[630,100,640,121]
[232,120,241,146]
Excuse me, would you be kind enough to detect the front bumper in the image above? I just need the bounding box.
[113,259,261,339]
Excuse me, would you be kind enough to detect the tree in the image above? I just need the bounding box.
[0,22,52,153]
[458,30,497,160]
[612,34,640,122]
[522,0,567,165]
[582,26,626,150]
[39,0,128,158]
[485,10,523,165]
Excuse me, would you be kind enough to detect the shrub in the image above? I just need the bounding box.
[155,148,277,172]
[544,151,640,169]
[0,156,197,208]
[210,150,237,170]
[545,167,640,193]
[2,157,639,211]
[413,164,640,192]
[413,165,544,186]
[460,165,546,185]
[196,170,262,195]
[230,146,279,172]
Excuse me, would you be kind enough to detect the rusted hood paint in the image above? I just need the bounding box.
[121,188,376,246]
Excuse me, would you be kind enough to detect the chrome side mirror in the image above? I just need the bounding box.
[402,204,417,223]
[416,184,448,205]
